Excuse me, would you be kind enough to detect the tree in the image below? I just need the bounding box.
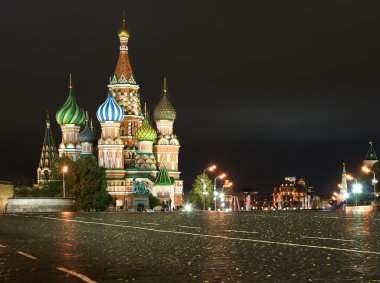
[148,193,161,209]
[65,156,111,211]
[188,174,213,209]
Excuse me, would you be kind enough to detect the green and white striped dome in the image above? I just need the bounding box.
[56,77,86,125]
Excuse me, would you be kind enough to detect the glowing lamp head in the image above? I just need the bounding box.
[62,166,68,173]
[352,183,363,194]
[219,173,226,179]
[346,174,354,181]
[362,166,371,173]
[209,165,216,171]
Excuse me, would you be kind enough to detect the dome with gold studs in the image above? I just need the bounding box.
[136,105,157,141]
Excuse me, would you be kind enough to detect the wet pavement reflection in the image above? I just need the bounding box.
[0,210,379,282]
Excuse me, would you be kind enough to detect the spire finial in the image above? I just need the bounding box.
[85,111,89,122]
[163,77,167,93]
[370,141,373,145]
[144,102,147,117]
[46,110,50,119]
[118,9,130,38]
[69,73,73,89]
[90,119,94,130]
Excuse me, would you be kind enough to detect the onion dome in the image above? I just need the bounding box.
[118,10,130,38]
[96,92,124,122]
[56,75,86,125]
[154,78,177,121]
[79,112,95,143]
[136,104,157,141]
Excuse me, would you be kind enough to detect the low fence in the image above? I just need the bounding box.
[6,197,76,213]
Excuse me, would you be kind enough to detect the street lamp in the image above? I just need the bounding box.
[62,165,68,198]
[214,173,226,211]
[352,183,363,207]
[362,166,378,203]
[202,165,216,210]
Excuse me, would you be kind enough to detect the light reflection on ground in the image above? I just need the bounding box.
[0,210,379,282]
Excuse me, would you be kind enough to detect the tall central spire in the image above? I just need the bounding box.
[112,10,135,85]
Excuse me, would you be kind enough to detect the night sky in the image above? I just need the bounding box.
[1,1,380,195]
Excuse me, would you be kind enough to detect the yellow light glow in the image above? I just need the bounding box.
[219,173,226,179]
[362,166,370,173]
[346,174,353,181]
[209,165,217,171]
[62,165,68,173]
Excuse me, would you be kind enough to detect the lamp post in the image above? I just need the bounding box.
[346,174,363,207]
[213,173,226,211]
[362,166,378,203]
[352,183,363,207]
[202,165,216,210]
[62,165,68,198]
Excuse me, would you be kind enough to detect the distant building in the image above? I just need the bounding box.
[363,141,378,168]
[273,177,320,210]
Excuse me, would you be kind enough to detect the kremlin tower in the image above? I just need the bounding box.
[37,111,58,183]
[48,12,183,207]
[363,141,378,168]
[55,75,86,161]
[339,163,348,201]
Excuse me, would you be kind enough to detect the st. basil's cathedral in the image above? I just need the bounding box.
[36,15,183,207]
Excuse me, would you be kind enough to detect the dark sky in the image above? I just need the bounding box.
[1,1,380,195]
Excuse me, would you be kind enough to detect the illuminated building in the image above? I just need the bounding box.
[273,177,319,209]
[52,13,183,207]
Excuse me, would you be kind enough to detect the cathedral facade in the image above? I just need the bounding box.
[38,15,183,207]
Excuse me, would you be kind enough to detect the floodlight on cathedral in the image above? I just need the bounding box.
[96,92,124,122]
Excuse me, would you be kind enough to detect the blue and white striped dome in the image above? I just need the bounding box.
[96,93,124,122]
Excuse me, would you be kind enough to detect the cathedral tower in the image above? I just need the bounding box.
[79,112,96,157]
[97,91,125,179]
[37,111,57,183]
[56,75,86,161]
[153,78,180,179]
[134,105,158,173]
[108,12,143,152]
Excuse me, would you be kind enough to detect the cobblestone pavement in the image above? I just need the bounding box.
[0,210,379,282]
